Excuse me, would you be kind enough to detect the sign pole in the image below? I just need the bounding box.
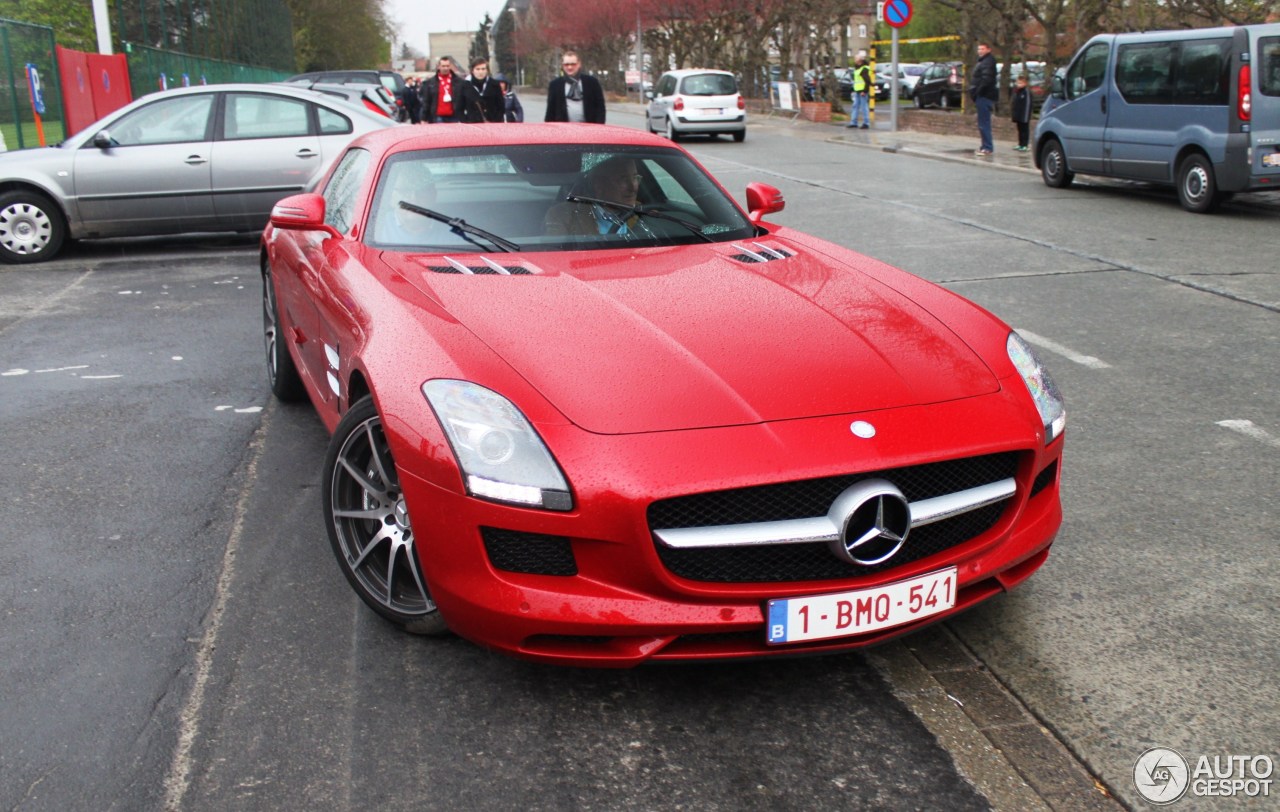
[891,29,900,133]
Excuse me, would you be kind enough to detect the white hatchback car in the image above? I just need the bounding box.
[646,69,746,142]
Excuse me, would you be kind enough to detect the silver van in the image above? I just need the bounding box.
[1034,24,1280,212]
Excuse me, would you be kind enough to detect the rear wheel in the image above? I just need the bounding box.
[733,129,746,143]
[939,93,949,110]
[665,117,681,142]
[0,190,66,263]
[1177,153,1220,213]
[323,396,448,635]
[1040,139,1074,188]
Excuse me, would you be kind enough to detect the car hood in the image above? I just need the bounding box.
[396,242,999,434]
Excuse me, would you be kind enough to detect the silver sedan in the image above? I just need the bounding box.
[0,83,399,263]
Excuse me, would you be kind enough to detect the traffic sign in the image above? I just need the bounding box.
[26,64,46,115]
[883,0,913,28]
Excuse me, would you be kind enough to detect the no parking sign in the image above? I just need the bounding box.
[882,0,913,28]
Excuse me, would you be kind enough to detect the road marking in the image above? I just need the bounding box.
[1215,419,1280,449]
[1015,329,1111,369]
[163,402,272,810]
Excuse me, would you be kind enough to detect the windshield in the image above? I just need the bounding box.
[366,145,755,253]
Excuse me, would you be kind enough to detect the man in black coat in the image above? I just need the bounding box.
[544,51,606,123]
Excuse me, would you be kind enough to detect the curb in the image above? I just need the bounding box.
[867,627,1126,811]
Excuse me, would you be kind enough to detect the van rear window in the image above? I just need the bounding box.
[1261,38,1280,96]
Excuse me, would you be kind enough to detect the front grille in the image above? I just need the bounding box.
[648,453,1018,583]
[481,527,577,576]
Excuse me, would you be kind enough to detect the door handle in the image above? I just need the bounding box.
[1100,95,1107,115]
[295,149,319,159]
[185,155,208,165]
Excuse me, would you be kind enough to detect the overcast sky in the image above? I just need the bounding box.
[386,1,509,57]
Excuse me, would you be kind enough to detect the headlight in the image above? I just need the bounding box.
[1007,332,1066,444]
[423,380,573,511]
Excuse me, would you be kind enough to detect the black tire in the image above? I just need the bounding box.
[939,93,949,110]
[323,396,448,635]
[665,117,681,142]
[1177,153,1220,213]
[262,261,306,402]
[1040,139,1075,188]
[733,129,746,143]
[0,190,66,263]
[914,93,925,109]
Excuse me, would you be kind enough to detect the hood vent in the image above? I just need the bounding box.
[427,256,533,275]
[729,243,794,264]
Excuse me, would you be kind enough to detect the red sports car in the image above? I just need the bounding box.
[261,124,1065,667]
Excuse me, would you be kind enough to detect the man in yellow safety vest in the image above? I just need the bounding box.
[847,51,873,129]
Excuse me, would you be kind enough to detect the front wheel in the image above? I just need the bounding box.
[1040,139,1074,188]
[939,93,949,110]
[323,396,448,635]
[262,261,306,402]
[0,191,66,263]
[1177,153,1221,213]
[914,94,924,109]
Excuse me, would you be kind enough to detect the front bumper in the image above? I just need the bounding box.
[396,388,1063,667]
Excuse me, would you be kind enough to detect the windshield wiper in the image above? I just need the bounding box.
[565,194,714,242]
[398,201,520,253]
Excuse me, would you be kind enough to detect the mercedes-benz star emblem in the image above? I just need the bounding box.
[826,479,912,566]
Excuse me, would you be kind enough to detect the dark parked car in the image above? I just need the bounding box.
[913,62,965,109]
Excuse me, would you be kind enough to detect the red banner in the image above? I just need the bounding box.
[56,47,132,136]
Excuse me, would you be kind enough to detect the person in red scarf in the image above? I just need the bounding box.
[421,56,475,123]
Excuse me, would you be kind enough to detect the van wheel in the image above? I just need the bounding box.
[1040,139,1074,188]
[1177,153,1220,213]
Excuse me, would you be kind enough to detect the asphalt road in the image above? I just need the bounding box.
[2,109,1276,811]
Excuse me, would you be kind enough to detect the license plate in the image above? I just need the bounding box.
[701,108,723,116]
[766,568,957,645]
[1264,153,1280,167]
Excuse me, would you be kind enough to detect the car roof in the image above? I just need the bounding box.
[660,69,735,78]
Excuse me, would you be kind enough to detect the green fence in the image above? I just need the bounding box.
[0,18,63,150]
[123,42,291,96]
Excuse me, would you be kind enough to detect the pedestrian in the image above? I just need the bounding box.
[467,58,504,122]
[404,77,422,124]
[846,51,873,129]
[545,51,606,123]
[421,56,472,123]
[497,73,524,122]
[1011,74,1032,151]
[970,42,998,155]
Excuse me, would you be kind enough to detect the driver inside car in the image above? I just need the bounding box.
[544,156,655,238]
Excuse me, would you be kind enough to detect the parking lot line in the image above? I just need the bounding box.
[1015,329,1111,370]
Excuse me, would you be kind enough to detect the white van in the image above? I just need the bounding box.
[1034,23,1280,212]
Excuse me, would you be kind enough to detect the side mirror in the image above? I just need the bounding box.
[269,193,341,238]
[1051,73,1065,99]
[745,182,785,224]
[92,130,113,149]
[644,90,656,100]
